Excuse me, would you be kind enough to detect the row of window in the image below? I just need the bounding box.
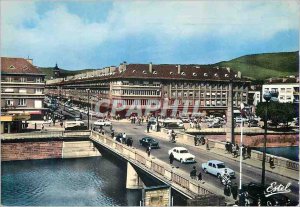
[2,88,43,94]
[112,90,161,96]
[112,81,161,86]
[5,99,26,106]
[2,77,43,83]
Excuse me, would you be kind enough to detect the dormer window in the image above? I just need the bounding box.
[204,73,208,77]
[181,72,186,75]
[153,71,157,75]
[214,73,218,77]
[143,70,147,74]
[170,72,173,75]
[192,72,197,76]
[9,65,15,69]
[225,74,229,77]
[132,70,136,73]
[235,74,238,77]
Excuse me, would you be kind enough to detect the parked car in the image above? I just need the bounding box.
[168,147,195,163]
[74,115,81,121]
[248,119,260,127]
[180,116,190,123]
[139,137,159,148]
[201,160,235,178]
[208,122,222,128]
[94,119,112,126]
[241,182,291,206]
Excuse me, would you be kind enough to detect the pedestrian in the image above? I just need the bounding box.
[232,144,236,157]
[197,171,202,181]
[111,130,115,138]
[269,156,275,169]
[41,123,44,131]
[206,138,209,150]
[225,142,229,153]
[60,121,63,128]
[34,123,37,130]
[247,146,252,159]
[231,182,238,200]
[190,166,197,179]
[147,123,150,133]
[146,146,151,157]
[242,145,246,159]
[194,136,198,146]
[110,124,113,131]
[123,133,127,144]
[169,152,174,165]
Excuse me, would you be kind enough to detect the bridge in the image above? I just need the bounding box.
[89,131,229,206]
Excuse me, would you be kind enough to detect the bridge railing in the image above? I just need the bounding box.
[90,131,213,197]
[1,130,91,140]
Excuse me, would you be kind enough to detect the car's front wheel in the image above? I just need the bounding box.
[217,173,221,179]
[180,159,184,163]
[203,168,207,173]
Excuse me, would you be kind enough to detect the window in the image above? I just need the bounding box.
[4,88,14,93]
[6,100,13,106]
[20,77,27,82]
[18,99,26,106]
[36,88,43,94]
[36,77,42,83]
[19,88,27,93]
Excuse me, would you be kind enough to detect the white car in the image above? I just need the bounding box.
[168,147,195,163]
[93,119,112,126]
[201,160,235,178]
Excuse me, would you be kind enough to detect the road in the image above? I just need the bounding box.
[60,107,299,205]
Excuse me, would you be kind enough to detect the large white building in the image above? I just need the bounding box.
[262,77,299,103]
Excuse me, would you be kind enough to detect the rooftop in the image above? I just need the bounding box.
[1,57,44,76]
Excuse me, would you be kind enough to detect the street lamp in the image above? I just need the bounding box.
[86,88,90,130]
[261,91,271,186]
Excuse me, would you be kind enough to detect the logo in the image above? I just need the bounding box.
[265,182,291,197]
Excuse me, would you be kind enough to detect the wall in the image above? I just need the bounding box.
[1,141,63,161]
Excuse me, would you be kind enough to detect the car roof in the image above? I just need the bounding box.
[208,160,224,164]
[172,147,187,151]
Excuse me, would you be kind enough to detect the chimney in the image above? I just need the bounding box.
[110,66,116,73]
[178,64,181,74]
[238,71,241,78]
[149,62,153,73]
[26,58,33,64]
[123,61,127,71]
[226,67,230,73]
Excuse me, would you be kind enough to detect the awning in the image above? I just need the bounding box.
[29,111,42,115]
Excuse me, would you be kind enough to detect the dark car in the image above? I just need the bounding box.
[139,137,159,149]
[248,119,260,127]
[241,182,291,206]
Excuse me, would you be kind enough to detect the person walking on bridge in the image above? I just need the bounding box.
[190,166,197,180]
[169,152,174,166]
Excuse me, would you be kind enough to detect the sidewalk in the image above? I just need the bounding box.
[146,129,298,181]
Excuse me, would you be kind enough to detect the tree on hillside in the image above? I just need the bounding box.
[256,102,298,128]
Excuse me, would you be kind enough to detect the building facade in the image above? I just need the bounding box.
[262,77,299,103]
[46,62,249,117]
[1,57,46,133]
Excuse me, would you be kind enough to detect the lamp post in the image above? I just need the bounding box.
[86,88,90,130]
[261,91,271,186]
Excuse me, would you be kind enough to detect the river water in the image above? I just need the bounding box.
[253,146,299,161]
[1,157,142,206]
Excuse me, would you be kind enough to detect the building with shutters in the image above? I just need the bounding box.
[1,57,46,133]
[46,62,250,118]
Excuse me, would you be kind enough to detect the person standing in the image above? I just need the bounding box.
[147,123,150,133]
[190,166,197,179]
[41,123,44,131]
[269,156,275,169]
[197,171,202,181]
[146,146,151,157]
[169,152,174,165]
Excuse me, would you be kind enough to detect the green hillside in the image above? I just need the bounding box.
[215,51,299,80]
[39,67,96,80]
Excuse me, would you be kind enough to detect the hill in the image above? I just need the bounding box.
[39,67,96,80]
[214,51,299,80]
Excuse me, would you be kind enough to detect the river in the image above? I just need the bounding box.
[1,157,142,206]
[253,146,299,161]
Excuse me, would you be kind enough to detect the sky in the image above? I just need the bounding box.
[1,0,299,70]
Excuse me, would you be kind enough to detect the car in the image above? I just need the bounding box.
[168,147,195,163]
[208,122,222,128]
[180,116,190,123]
[74,115,81,121]
[248,119,260,127]
[201,160,235,178]
[94,119,112,126]
[139,137,159,148]
[241,182,291,206]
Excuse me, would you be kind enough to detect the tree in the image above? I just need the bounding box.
[256,102,297,128]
